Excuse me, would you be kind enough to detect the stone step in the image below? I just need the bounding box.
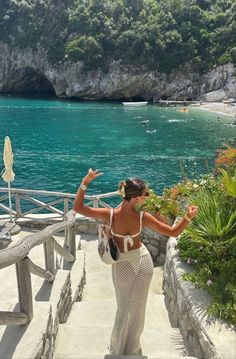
[55,325,196,359]
[0,233,82,307]
[63,298,116,327]
[0,228,85,359]
[70,249,85,303]
[80,237,98,253]
[55,325,110,358]
[55,237,197,359]
[65,295,177,330]
[54,296,193,359]
[104,356,197,359]
[57,354,197,359]
[0,302,51,359]
[82,269,115,301]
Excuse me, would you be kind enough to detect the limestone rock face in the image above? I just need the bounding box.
[0,42,235,101]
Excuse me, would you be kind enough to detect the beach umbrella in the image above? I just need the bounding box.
[2,136,15,221]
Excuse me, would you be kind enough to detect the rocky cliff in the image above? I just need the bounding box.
[0,42,235,101]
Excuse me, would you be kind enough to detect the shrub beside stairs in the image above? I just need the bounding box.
[54,234,198,359]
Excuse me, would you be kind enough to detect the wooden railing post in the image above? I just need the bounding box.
[93,198,99,208]
[0,187,119,219]
[67,225,76,259]
[64,197,69,215]
[15,257,33,321]
[15,193,22,218]
[44,237,55,277]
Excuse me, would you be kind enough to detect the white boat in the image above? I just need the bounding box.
[122,101,148,107]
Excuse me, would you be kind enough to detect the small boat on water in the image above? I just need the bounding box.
[146,129,157,133]
[140,120,149,124]
[122,101,148,107]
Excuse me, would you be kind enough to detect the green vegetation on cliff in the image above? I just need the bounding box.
[0,0,236,73]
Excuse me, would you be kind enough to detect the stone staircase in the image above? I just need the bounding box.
[0,229,85,359]
[54,234,198,359]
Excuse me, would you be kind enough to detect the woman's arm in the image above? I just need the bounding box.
[143,205,198,237]
[73,169,110,223]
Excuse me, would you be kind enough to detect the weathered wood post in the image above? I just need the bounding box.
[15,193,22,218]
[44,236,55,277]
[64,198,69,216]
[93,198,99,208]
[15,257,33,321]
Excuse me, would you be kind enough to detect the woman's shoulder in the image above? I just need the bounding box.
[142,211,155,224]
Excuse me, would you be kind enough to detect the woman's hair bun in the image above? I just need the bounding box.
[118,178,146,201]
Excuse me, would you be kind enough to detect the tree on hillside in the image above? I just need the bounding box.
[0,0,235,72]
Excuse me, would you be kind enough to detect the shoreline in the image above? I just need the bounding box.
[190,102,236,118]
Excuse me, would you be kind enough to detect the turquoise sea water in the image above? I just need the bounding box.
[0,95,235,202]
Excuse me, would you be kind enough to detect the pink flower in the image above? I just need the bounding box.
[207,279,212,286]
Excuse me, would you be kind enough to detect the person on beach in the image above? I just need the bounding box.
[73,169,198,356]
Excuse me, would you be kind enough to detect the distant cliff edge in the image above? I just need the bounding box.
[0,43,235,101]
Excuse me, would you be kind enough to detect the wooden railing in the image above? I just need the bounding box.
[0,187,119,219]
[0,211,78,326]
[0,187,120,326]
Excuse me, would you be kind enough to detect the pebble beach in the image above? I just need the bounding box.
[191,102,236,118]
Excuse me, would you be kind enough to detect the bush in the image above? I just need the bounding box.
[65,35,103,69]
[177,180,236,324]
[217,52,232,65]
[215,145,236,175]
[230,47,236,63]
[1,0,236,71]
[163,175,221,201]
[163,146,236,324]
[141,145,236,323]
[138,189,180,220]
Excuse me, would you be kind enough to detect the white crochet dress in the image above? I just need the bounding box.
[109,211,153,355]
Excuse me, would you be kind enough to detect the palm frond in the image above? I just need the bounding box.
[220,169,236,198]
[185,187,236,243]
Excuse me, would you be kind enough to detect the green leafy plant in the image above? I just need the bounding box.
[177,185,236,324]
[137,189,180,220]
[163,175,221,202]
[1,0,236,72]
[220,169,236,198]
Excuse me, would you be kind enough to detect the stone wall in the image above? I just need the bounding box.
[75,216,100,235]
[141,228,168,265]
[38,260,86,359]
[163,236,236,359]
[38,276,72,359]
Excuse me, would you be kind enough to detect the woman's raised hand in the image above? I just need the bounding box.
[187,205,198,220]
[83,168,103,185]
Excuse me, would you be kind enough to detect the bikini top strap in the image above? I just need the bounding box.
[109,209,114,227]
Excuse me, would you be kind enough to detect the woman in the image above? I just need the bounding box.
[73,169,198,356]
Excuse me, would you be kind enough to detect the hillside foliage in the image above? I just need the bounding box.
[0,0,236,72]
